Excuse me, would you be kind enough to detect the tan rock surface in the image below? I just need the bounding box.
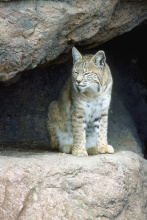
[0,0,146,81]
[0,150,147,220]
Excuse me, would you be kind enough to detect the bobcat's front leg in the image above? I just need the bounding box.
[97,113,114,154]
[72,112,88,157]
[97,94,114,154]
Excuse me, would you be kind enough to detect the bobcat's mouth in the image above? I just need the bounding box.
[76,84,86,93]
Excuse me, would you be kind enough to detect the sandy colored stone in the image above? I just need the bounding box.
[0,151,147,220]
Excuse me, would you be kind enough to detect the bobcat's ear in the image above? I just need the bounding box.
[90,50,106,68]
[72,47,82,64]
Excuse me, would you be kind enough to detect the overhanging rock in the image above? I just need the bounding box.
[0,0,147,81]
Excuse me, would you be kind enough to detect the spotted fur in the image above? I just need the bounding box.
[46,47,114,156]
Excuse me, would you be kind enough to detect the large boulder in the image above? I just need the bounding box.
[0,150,147,220]
[0,0,147,81]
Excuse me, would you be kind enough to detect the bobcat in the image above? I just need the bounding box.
[46,47,114,156]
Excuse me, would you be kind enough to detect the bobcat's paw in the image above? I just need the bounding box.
[98,144,114,154]
[87,147,98,155]
[60,145,72,154]
[107,145,114,154]
[72,149,88,157]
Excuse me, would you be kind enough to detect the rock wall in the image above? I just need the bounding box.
[0,0,147,81]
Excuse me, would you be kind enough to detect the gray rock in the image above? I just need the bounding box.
[0,151,147,220]
[0,0,147,81]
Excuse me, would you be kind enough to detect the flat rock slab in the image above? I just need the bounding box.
[0,151,147,220]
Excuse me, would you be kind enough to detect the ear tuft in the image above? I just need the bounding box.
[72,47,82,64]
[90,50,106,68]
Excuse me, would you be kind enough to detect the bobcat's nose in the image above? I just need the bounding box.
[76,80,81,84]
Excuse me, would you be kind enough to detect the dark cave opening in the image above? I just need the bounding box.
[0,21,146,158]
[101,21,147,159]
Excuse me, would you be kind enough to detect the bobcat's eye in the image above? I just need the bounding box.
[74,71,78,75]
[84,72,89,76]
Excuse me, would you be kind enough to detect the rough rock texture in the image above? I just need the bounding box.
[0,151,147,220]
[0,9,147,217]
[0,0,147,81]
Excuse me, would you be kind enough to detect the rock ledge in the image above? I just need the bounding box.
[0,151,147,220]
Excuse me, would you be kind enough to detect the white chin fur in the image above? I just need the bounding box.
[74,85,85,93]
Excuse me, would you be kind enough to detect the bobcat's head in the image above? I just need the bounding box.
[72,47,106,93]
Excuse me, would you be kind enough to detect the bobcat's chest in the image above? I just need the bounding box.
[83,98,102,124]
